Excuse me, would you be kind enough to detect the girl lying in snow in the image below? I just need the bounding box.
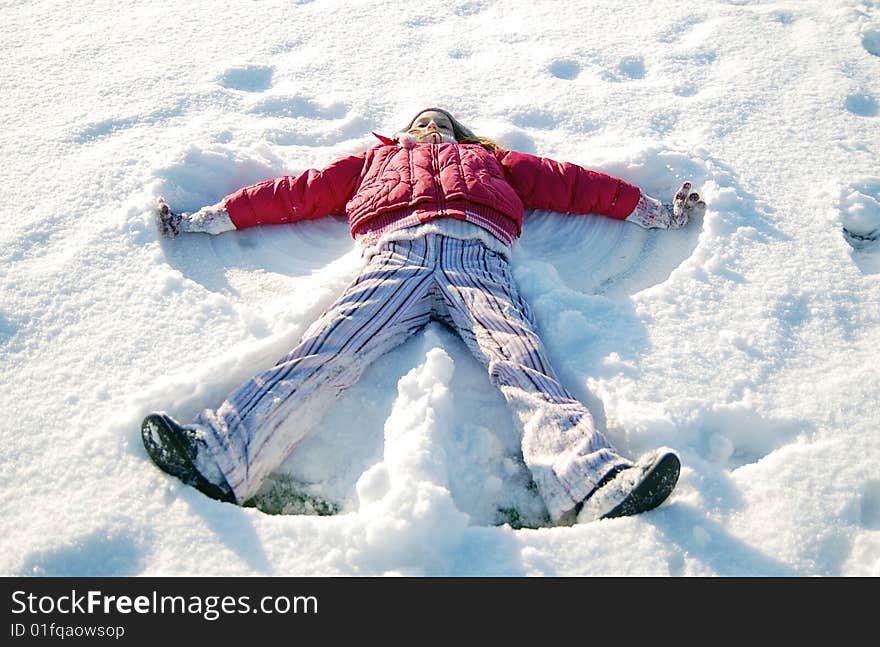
[143,108,706,524]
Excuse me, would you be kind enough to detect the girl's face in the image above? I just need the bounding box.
[407,111,457,144]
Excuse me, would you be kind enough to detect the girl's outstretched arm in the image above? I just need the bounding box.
[157,152,366,238]
[494,149,705,229]
[224,153,365,229]
[495,149,641,219]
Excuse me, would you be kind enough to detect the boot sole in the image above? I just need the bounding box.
[601,452,680,519]
[141,414,234,503]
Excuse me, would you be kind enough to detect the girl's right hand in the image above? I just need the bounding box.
[156,198,236,237]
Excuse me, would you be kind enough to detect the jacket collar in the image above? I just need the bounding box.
[372,132,397,145]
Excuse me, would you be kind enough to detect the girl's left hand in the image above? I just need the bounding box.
[668,182,707,228]
[627,183,707,230]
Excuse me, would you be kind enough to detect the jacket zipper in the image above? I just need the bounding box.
[431,144,447,218]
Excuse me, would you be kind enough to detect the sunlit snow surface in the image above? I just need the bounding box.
[1,0,879,576]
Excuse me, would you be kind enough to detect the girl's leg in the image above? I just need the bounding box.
[196,239,437,502]
[436,237,631,522]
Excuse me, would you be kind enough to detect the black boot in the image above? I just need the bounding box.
[578,449,680,522]
[141,413,235,503]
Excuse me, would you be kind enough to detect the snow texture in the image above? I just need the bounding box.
[1,0,879,576]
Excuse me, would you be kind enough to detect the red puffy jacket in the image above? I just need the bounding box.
[223,139,640,243]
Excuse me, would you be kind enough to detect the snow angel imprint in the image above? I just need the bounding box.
[143,108,707,524]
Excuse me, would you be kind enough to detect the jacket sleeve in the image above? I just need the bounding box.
[494,149,640,220]
[223,152,366,229]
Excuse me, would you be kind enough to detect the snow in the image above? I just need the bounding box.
[2,0,879,576]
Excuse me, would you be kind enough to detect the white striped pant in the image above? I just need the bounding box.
[196,234,631,521]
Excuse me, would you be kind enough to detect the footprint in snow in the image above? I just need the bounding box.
[602,56,645,82]
[618,56,646,79]
[845,91,878,117]
[548,59,581,81]
[862,28,880,57]
[218,64,275,92]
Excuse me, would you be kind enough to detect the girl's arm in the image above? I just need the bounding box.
[495,149,641,219]
[494,150,705,229]
[224,153,366,229]
[158,152,366,238]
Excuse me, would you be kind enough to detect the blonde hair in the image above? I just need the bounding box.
[403,107,503,151]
